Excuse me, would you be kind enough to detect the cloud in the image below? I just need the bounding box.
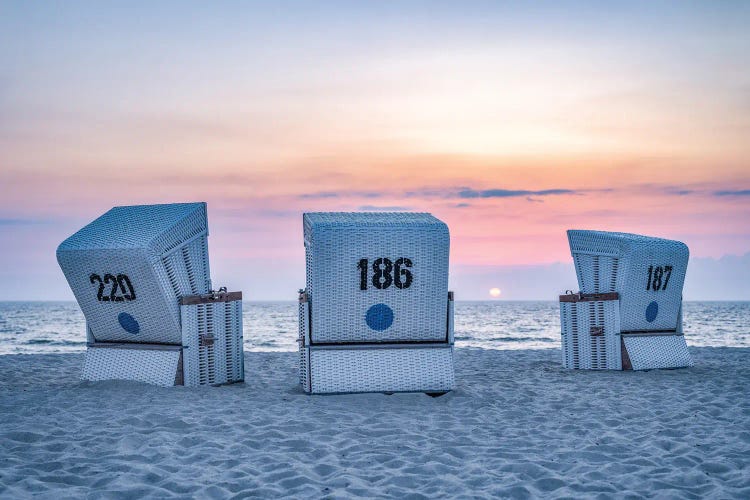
[450,252,750,300]
[666,188,695,196]
[0,218,50,226]
[404,186,583,199]
[358,205,412,211]
[298,185,596,203]
[684,252,750,300]
[299,191,382,199]
[457,188,577,199]
[256,209,298,218]
[404,188,449,198]
[714,189,750,196]
[298,191,339,199]
[288,183,722,205]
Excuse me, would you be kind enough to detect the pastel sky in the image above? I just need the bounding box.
[1,1,749,300]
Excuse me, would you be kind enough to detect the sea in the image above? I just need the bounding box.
[0,301,748,355]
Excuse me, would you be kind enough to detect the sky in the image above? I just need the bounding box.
[1,1,749,300]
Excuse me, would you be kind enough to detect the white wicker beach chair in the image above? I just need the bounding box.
[559,229,693,370]
[299,212,455,394]
[57,202,244,387]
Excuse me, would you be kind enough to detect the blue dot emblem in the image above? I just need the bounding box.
[118,312,140,334]
[366,304,394,331]
[645,301,658,323]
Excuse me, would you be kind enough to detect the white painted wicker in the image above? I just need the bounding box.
[180,296,244,387]
[59,203,245,386]
[622,335,693,370]
[299,291,455,394]
[82,346,182,387]
[559,294,621,370]
[304,212,449,343]
[57,203,211,344]
[299,212,454,394]
[568,230,688,332]
[561,229,693,371]
[306,346,455,394]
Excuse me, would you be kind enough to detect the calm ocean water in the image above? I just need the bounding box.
[0,301,748,355]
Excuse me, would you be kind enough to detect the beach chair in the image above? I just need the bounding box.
[559,229,693,370]
[298,212,455,394]
[57,202,244,387]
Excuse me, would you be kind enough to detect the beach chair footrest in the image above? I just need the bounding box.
[300,344,455,394]
[82,344,183,387]
[622,334,693,370]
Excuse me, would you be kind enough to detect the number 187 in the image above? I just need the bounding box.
[646,265,672,291]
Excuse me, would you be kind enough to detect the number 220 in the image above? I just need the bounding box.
[90,273,136,302]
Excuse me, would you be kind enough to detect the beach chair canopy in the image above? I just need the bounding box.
[57,202,211,344]
[568,229,689,332]
[304,212,449,344]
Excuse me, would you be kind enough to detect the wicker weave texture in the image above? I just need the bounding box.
[304,212,449,343]
[57,203,210,344]
[181,299,244,386]
[298,299,311,392]
[59,203,209,254]
[560,299,622,370]
[568,230,688,333]
[307,346,455,394]
[623,336,693,370]
[298,290,455,393]
[82,347,180,387]
[447,297,455,343]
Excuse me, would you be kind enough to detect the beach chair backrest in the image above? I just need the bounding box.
[568,229,688,332]
[57,202,211,344]
[304,212,450,344]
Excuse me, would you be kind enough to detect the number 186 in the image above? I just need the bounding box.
[357,258,413,290]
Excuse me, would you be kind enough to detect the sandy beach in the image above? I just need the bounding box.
[1,347,748,498]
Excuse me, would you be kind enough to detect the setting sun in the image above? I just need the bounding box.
[489,288,502,298]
